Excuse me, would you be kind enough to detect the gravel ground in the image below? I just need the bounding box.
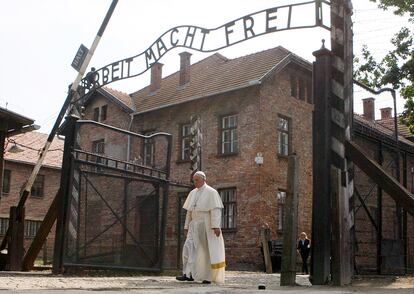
[0,271,412,293]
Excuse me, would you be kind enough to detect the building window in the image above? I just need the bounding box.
[306,80,313,104]
[92,139,105,170]
[93,107,100,122]
[277,115,291,156]
[25,220,42,238]
[143,131,155,167]
[93,105,108,122]
[92,139,105,155]
[2,169,11,195]
[220,115,238,155]
[298,79,305,100]
[290,75,297,98]
[101,105,107,121]
[277,190,286,231]
[31,175,44,197]
[219,188,236,229]
[180,124,191,161]
[0,218,9,235]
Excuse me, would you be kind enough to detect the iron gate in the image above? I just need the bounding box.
[62,120,172,271]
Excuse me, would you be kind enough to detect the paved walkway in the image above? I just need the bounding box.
[0,271,412,293]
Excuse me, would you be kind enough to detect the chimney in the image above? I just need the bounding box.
[179,51,192,86]
[362,97,375,121]
[150,62,163,92]
[380,107,392,120]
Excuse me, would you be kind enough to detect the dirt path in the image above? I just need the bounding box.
[0,271,412,293]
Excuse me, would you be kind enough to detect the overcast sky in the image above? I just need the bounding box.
[0,0,411,132]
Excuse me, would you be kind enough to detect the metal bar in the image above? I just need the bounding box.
[176,195,183,268]
[81,170,160,184]
[354,187,378,232]
[288,5,292,29]
[76,170,82,262]
[377,141,383,274]
[158,135,172,269]
[74,158,167,182]
[74,149,167,174]
[355,159,395,213]
[68,189,156,259]
[76,120,171,141]
[345,140,414,216]
[402,152,408,273]
[81,173,155,264]
[122,179,128,256]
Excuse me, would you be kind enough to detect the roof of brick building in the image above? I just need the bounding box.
[99,87,135,111]
[376,117,414,139]
[354,114,414,146]
[130,46,310,114]
[4,131,64,169]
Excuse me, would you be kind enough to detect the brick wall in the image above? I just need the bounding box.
[78,65,414,272]
[129,66,314,270]
[353,135,414,273]
[0,161,60,262]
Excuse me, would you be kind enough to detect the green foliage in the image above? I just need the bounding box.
[355,1,414,132]
[370,0,414,17]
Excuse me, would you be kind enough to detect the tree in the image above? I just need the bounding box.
[354,1,414,132]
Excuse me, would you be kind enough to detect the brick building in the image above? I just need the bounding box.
[79,46,414,271]
[353,99,414,274]
[1,131,63,262]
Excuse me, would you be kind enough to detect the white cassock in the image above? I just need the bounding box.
[182,183,226,284]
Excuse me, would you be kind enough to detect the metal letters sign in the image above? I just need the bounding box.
[71,44,89,72]
[81,0,331,92]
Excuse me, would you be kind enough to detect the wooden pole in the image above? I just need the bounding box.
[331,167,352,285]
[22,189,60,271]
[280,154,299,286]
[53,116,78,274]
[260,227,272,274]
[311,42,332,285]
[7,206,25,271]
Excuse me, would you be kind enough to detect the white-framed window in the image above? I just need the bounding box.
[2,169,11,195]
[93,105,108,122]
[180,124,191,161]
[221,115,238,155]
[25,220,42,238]
[219,188,237,229]
[0,218,9,235]
[277,115,290,156]
[31,175,45,197]
[143,131,155,167]
[92,139,105,155]
[277,190,286,231]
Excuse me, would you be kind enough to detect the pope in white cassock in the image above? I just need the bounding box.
[176,171,226,284]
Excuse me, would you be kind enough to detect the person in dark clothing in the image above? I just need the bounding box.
[297,232,310,274]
